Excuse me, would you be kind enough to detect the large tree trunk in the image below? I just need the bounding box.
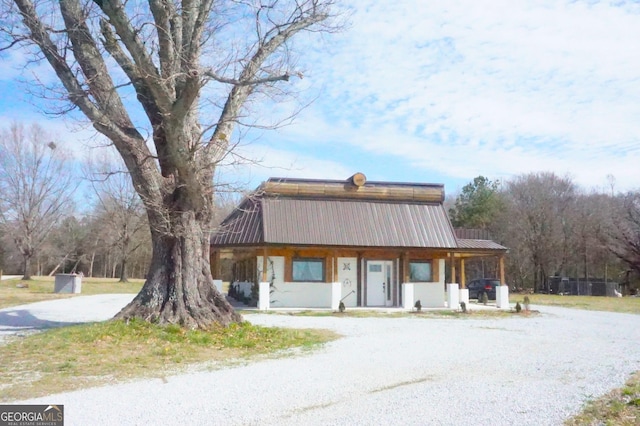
[9,0,332,329]
[22,254,31,280]
[119,259,128,283]
[115,210,241,328]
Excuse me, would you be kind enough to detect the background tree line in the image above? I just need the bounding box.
[0,123,148,280]
[3,122,638,295]
[448,174,640,294]
[0,123,239,281]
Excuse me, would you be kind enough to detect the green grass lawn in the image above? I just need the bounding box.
[0,319,338,402]
[0,276,143,309]
[509,293,640,314]
[565,372,640,426]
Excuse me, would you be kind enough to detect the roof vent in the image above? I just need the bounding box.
[349,172,366,187]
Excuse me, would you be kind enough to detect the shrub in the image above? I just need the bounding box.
[523,295,530,311]
[414,300,422,311]
[515,302,522,313]
[460,301,467,313]
[481,292,489,305]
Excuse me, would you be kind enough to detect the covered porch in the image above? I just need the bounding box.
[211,243,509,311]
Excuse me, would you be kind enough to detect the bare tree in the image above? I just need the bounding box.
[607,191,640,278]
[88,155,149,283]
[498,172,576,292]
[46,215,86,276]
[1,0,338,327]
[0,123,76,280]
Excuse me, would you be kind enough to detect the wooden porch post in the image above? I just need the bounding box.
[210,249,219,279]
[460,258,466,289]
[333,252,339,282]
[401,252,409,283]
[450,253,456,283]
[499,255,505,285]
[262,248,268,282]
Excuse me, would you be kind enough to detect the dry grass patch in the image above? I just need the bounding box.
[0,277,143,309]
[566,371,640,425]
[0,318,338,402]
[510,294,640,314]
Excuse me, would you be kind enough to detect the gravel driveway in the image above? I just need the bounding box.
[5,296,640,426]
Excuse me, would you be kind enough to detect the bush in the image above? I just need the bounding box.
[481,292,489,305]
[515,302,522,313]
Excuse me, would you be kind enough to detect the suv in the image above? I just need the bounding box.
[466,278,500,300]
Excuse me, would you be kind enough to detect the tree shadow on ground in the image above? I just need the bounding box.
[0,309,80,333]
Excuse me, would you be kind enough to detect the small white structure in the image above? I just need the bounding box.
[54,274,82,294]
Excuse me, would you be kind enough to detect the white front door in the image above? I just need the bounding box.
[366,260,393,306]
[338,257,358,307]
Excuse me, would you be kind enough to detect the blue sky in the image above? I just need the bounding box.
[1,0,640,196]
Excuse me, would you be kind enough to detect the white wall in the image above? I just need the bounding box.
[270,282,332,308]
[232,281,254,298]
[413,282,445,308]
[256,256,285,288]
[337,257,358,307]
[257,255,332,308]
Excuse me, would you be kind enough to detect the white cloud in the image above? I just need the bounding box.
[265,0,640,191]
[0,113,107,159]
[2,0,640,193]
[218,143,354,188]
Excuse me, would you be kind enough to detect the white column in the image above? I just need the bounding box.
[331,282,341,310]
[459,288,469,307]
[73,275,82,294]
[496,286,510,309]
[447,283,460,310]
[258,282,270,311]
[402,283,414,310]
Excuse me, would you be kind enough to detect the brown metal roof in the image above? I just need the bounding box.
[455,228,494,240]
[211,198,263,246]
[212,197,458,248]
[456,238,507,251]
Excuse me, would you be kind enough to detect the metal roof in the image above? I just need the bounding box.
[212,197,459,248]
[211,198,263,246]
[456,238,507,251]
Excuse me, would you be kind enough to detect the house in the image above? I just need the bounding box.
[210,173,508,309]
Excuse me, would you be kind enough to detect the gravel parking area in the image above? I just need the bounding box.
[7,298,640,426]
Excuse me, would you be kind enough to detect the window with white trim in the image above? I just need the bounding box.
[292,258,325,282]
[409,261,432,282]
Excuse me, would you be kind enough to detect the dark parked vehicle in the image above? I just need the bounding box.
[466,278,500,300]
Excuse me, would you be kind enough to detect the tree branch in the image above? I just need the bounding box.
[92,0,173,111]
[203,69,298,86]
[206,3,329,161]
